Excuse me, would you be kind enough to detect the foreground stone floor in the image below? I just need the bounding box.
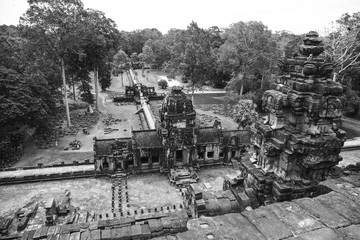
[154,174,360,240]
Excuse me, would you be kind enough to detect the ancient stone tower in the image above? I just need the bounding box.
[159,86,197,169]
[247,31,346,202]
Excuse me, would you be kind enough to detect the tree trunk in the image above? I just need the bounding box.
[94,65,99,111]
[61,58,71,127]
[191,86,195,103]
[72,78,76,101]
[333,72,338,82]
[260,74,265,90]
[239,73,244,96]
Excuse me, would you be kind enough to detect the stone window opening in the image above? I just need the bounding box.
[176,150,183,162]
[207,151,214,159]
[141,157,149,165]
[198,152,205,159]
[152,156,160,164]
[219,151,224,158]
[231,151,236,158]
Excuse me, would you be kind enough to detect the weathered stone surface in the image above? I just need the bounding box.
[21,231,29,240]
[100,229,111,240]
[58,233,69,240]
[89,230,100,240]
[337,224,360,240]
[68,232,79,240]
[47,226,56,236]
[123,226,132,239]
[341,175,360,187]
[161,217,172,229]
[110,228,122,239]
[60,225,80,234]
[268,202,323,234]
[296,227,342,240]
[315,191,360,224]
[27,230,36,240]
[140,224,151,237]
[320,178,360,204]
[50,234,59,240]
[242,206,293,239]
[79,231,89,240]
[33,228,43,240]
[294,197,350,228]
[130,224,142,238]
[39,226,48,238]
[179,214,265,240]
[148,219,163,232]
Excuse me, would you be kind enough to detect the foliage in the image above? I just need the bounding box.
[98,61,112,91]
[217,21,278,96]
[79,81,94,104]
[112,50,130,75]
[323,12,360,117]
[324,12,360,78]
[139,45,155,64]
[0,66,54,129]
[158,79,168,89]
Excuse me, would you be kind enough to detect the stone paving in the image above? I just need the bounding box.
[155,174,360,240]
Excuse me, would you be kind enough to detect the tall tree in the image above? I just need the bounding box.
[112,50,130,86]
[217,21,277,96]
[81,9,120,110]
[20,0,86,127]
[324,12,360,82]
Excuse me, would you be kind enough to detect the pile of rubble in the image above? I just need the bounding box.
[105,91,123,99]
[195,113,218,127]
[104,128,119,135]
[64,140,82,150]
[34,111,99,149]
[196,101,259,129]
[103,114,122,126]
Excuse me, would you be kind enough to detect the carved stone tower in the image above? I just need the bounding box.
[247,31,346,202]
[159,86,197,169]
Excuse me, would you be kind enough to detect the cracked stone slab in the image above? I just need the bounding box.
[336,224,360,239]
[315,191,360,224]
[293,197,350,228]
[267,202,324,235]
[319,178,360,204]
[242,206,293,239]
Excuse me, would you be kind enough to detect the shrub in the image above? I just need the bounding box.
[158,79,168,89]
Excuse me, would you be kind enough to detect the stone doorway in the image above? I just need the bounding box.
[103,159,109,169]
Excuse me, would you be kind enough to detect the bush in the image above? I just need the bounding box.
[158,79,168,89]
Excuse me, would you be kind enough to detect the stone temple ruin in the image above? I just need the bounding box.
[94,86,249,185]
[246,31,346,203]
[2,31,360,240]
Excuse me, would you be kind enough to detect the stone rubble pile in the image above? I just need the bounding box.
[34,111,99,149]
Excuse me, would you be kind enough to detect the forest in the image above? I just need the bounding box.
[1,0,360,166]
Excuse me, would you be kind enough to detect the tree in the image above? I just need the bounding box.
[81,8,120,109]
[0,66,53,130]
[112,50,130,86]
[98,61,112,91]
[158,79,168,89]
[20,0,87,127]
[217,21,278,96]
[324,12,360,82]
[139,45,155,65]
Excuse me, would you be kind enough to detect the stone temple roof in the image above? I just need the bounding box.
[132,130,162,148]
[197,128,221,144]
[222,130,250,145]
[94,139,113,156]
